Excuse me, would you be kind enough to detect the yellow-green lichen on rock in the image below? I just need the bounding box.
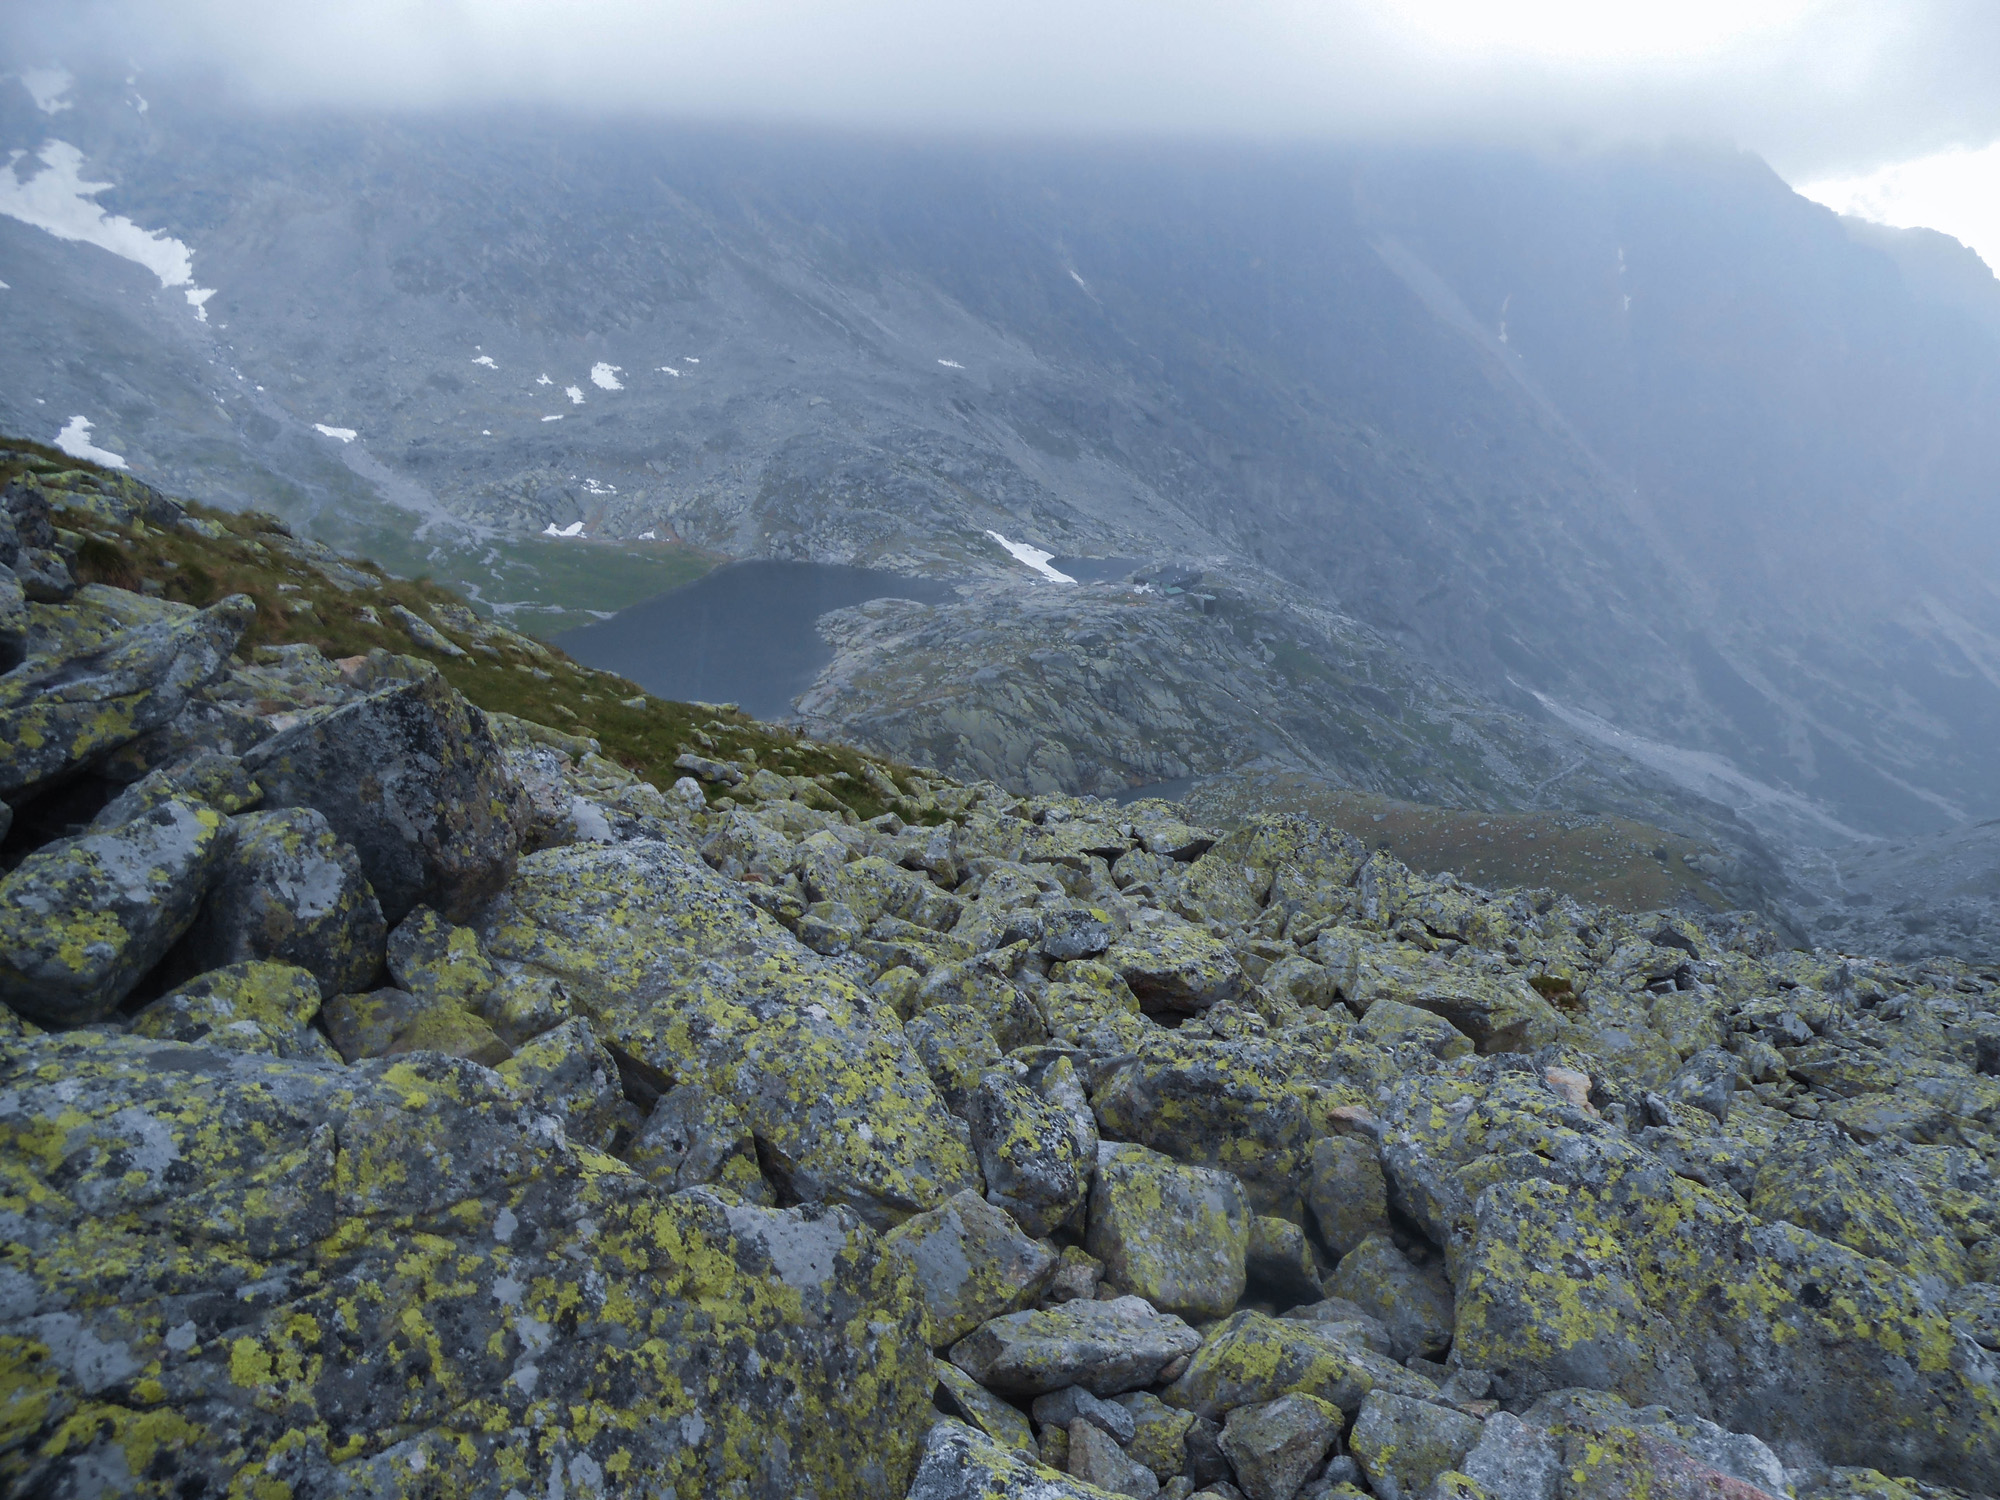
[0,1029,933,1499]
[0,796,230,1025]
[482,837,979,1227]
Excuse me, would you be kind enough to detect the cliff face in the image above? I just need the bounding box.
[6,448,2000,1499]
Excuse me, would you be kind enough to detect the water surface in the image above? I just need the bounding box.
[555,560,956,720]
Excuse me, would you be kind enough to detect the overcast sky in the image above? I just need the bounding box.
[8,1,2000,257]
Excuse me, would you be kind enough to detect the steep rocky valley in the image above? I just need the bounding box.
[8,59,2000,1500]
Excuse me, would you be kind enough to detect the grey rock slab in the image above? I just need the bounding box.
[883,1188,1059,1347]
[1217,1394,1341,1500]
[1347,1393,1482,1500]
[1324,1234,1453,1364]
[1087,1141,1250,1320]
[0,796,230,1025]
[183,806,387,999]
[245,663,528,925]
[1032,1385,1136,1443]
[0,594,252,798]
[949,1295,1202,1397]
[906,1418,1112,1500]
[1456,1413,1559,1500]
[969,1069,1093,1238]
[1069,1420,1161,1498]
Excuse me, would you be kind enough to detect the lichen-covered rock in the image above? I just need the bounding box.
[937,1359,1039,1453]
[909,1002,1007,1113]
[495,1014,624,1149]
[1043,906,1117,961]
[1117,1391,1197,1479]
[1219,1394,1342,1500]
[1456,1412,1561,1500]
[884,1188,1060,1346]
[1347,1392,1483,1500]
[1325,1233,1453,1363]
[0,796,229,1025]
[1089,1033,1347,1218]
[1107,917,1248,1014]
[0,593,252,799]
[129,960,339,1062]
[1070,1418,1162,1497]
[625,1078,774,1201]
[244,662,528,924]
[950,1296,1202,1397]
[1357,998,1474,1060]
[969,1067,1094,1236]
[386,902,499,1009]
[1035,1384,1138,1442]
[182,805,387,998]
[918,951,1050,1051]
[1380,1065,2000,1489]
[1308,1135,1391,1259]
[1088,1142,1252,1320]
[1161,1311,1440,1422]
[1279,1298,1397,1357]
[483,837,979,1227]
[1749,1123,1970,1293]
[907,1419,1115,1500]
[87,749,261,831]
[476,961,574,1045]
[320,984,512,1065]
[0,1029,935,1499]
[1519,1389,1790,1500]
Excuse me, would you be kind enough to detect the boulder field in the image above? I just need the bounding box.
[3,456,2000,1499]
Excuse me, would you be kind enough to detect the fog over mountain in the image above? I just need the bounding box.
[7,35,2000,955]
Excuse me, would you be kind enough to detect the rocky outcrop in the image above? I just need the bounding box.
[244,663,529,925]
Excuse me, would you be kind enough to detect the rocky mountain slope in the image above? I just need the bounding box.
[7,447,2000,1499]
[10,74,2000,867]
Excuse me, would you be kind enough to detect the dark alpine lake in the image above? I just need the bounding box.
[554,561,958,720]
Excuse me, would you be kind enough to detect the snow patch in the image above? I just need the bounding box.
[656,366,680,376]
[565,385,584,405]
[54,416,127,469]
[313,424,357,442]
[0,141,216,316]
[581,478,616,495]
[937,359,965,369]
[542,414,563,422]
[19,68,73,114]
[589,362,623,390]
[536,373,552,386]
[472,355,497,369]
[543,521,585,538]
[638,529,657,540]
[683,357,700,363]
[986,530,1075,583]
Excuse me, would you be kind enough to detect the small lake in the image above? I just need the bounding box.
[554,561,958,720]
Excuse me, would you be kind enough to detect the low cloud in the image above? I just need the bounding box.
[4,0,1998,178]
